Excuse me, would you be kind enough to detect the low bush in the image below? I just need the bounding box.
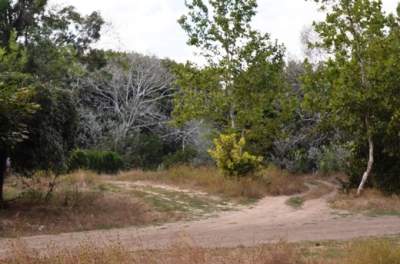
[162,148,197,168]
[69,149,124,174]
[208,133,263,177]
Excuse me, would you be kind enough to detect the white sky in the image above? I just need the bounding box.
[50,0,399,63]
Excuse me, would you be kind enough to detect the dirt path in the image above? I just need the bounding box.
[1,180,400,257]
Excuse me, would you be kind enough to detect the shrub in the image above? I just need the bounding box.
[317,144,349,175]
[69,149,124,174]
[162,148,197,168]
[208,133,263,176]
[117,133,166,170]
[69,149,89,171]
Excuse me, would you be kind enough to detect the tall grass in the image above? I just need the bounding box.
[117,165,308,200]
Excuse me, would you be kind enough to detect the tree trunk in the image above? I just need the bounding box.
[229,105,236,129]
[0,154,6,205]
[357,134,374,196]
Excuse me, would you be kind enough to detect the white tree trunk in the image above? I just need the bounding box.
[357,134,374,196]
[229,106,236,129]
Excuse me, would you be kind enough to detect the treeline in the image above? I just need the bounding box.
[1,0,400,204]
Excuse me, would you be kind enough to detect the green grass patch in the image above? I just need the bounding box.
[3,186,20,201]
[286,196,304,209]
[128,186,234,217]
[96,183,122,193]
[366,209,400,217]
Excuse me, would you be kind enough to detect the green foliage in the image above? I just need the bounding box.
[176,0,287,149]
[0,37,39,151]
[69,149,124,174]
[69,149,89,171]
[208,133,262,176]
[162,148,198,169]
[305,0,400,190]
[317,145,348,175]
[116,133,166,170]
[291,150,313,174]
[12,87,78,175]
[347,136,400,194]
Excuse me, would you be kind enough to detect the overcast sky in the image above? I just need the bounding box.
[50,0,399,63]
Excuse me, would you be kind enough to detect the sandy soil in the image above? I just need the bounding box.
[1,180,400,257]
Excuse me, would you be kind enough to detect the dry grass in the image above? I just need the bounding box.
[0,171,181,237]
[342,239,400,264]
[0,166,309,237]
[3,237,400,264]
[303,181,334,201]
[331,188,400,216]
[1,240,318,264]
[116,165,308,201]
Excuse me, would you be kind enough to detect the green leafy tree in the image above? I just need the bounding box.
[12,86,78,175]
[0,37,38,203]
[0,1,104,204]
[176,0,286,143]
[306,0,400,194]
[0,0,47,47]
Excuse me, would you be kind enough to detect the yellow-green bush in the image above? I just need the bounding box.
[208,133,262,176]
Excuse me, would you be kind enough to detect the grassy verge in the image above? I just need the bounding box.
[3,237,400,264]
[115,165,308,201]
[331,189,400,216]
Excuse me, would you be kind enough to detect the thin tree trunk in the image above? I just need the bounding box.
[357,133,374,196]
[229,105,236,129]
[0,154,6,205]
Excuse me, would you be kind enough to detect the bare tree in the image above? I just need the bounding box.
[82,53,174,147]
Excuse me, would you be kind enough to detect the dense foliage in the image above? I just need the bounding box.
[69,149,124,174]
[304,0,400,193]
[12,87,78,175]
[175,0,289,157]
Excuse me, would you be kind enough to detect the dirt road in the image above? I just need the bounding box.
[1,181,400,256]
